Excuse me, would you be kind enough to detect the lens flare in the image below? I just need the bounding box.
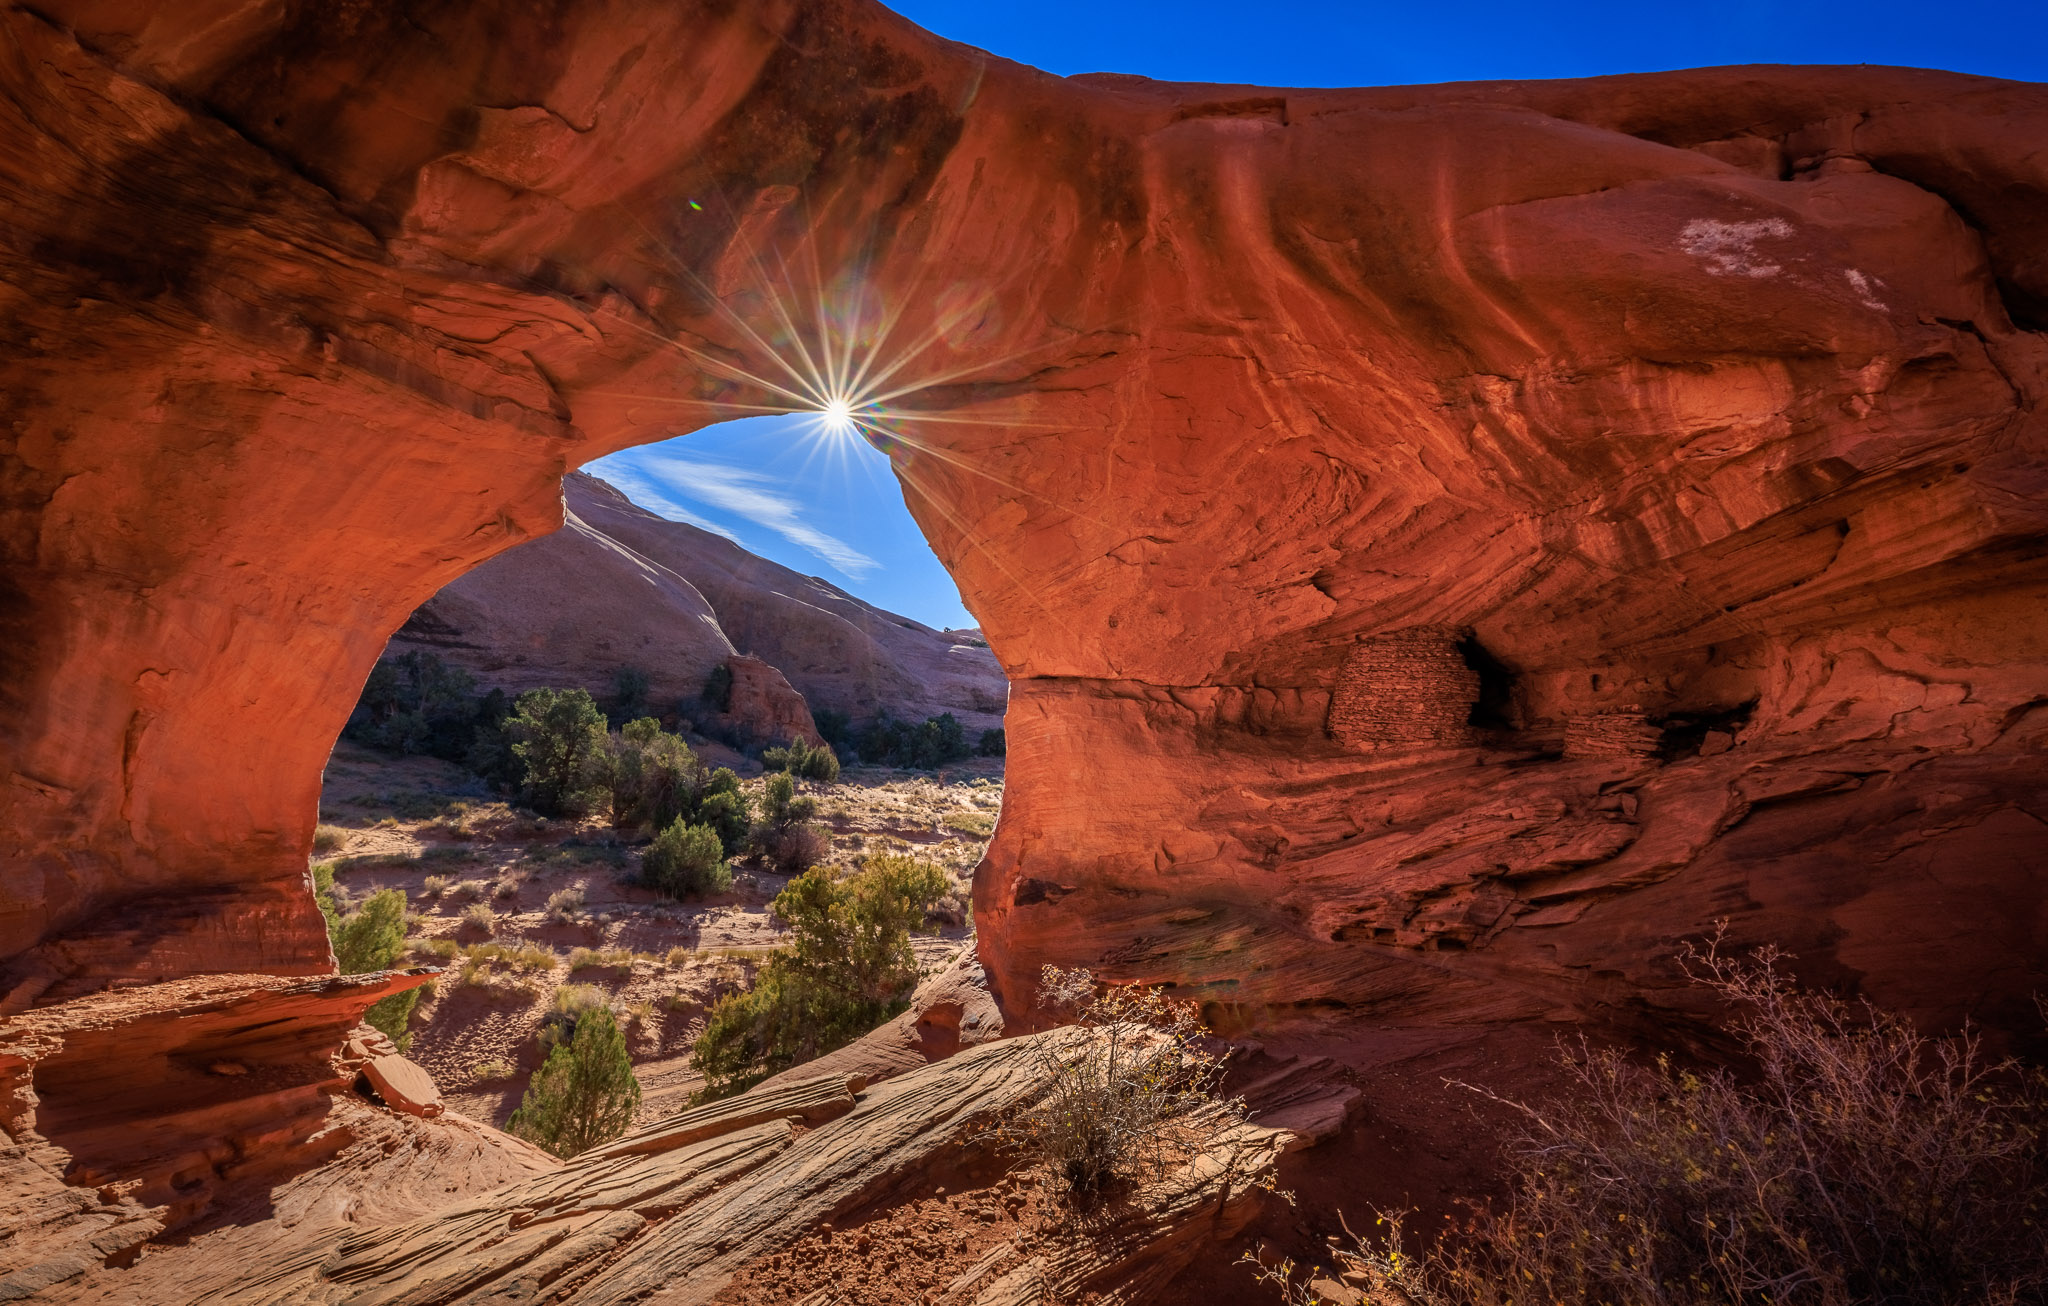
[821,397,855,432]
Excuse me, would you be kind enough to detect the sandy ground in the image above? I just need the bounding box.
[316,739,1001,1125]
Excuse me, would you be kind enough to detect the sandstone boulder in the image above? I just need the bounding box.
[359,1056,443,1120]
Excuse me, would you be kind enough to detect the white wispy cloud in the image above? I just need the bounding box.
[584,458,743,544]
[597,452,879,580]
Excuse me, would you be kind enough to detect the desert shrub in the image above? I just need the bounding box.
[310,861,340,935]
[607,665,651,727]
[606,717,703,833]
[330,886,406,974]
[459,902,497,936]
[756,824,829,877]
[409,936,461,961]
[977,727,1005,757]
[545,884,586,923]
[420,874,452,899]
[853,711,970,769]
[997,966,1239,1207]
[508,1004,641,1158]
[344,651,490,760]
[641,819,732,899]
[506,687,610,817]
[812,708,852,752]
[696,769,752,854]
[492,872,521,900]
[312,824,349,852]
[449,878,486,901]
[318,880,418,1047]
[761,772,814,828]
[1253,944,2048,1306]
[750,772,827,876]
[690,854,949,1098]
[701,662,734,711]
[763,737,841,783]
[749,773,827,876]
[536,984,613,1056]
[462,687,518,786]
[470,1058,515,1081]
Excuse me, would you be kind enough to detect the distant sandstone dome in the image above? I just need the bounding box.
[383,473,1007,745]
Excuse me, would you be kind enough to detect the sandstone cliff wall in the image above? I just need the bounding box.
[384,471,1004,737]
[0,0,2041,1061]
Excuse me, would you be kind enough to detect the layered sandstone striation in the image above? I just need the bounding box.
[0,0,2045,1279]
[0,969,444,1291]
[92,1034,1293,1306]
[384,472,1005,742]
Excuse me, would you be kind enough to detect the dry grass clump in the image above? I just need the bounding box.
[492,872,522,901]
[454,940,555,998]
[312,824,350,852]
[927,881,971,928]
[995,966,1245,1208]
[470,1058,515,1081]
[944,810,995,837]
[568,946,642,972]
[458,902,498,936]
[545,884,586,924]
[409,936,460,961]
[420,875,452,899]
[425,803,476,840]
[463,941,556,973]
[1251,942,2048,1306]
[663,945,695,967]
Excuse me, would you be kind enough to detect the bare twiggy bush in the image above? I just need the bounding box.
[995,965,1244,1208]
[1248,942,2048,1306]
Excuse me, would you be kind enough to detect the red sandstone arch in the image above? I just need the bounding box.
[3,0,2045,1056]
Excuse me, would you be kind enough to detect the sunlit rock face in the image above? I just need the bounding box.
[1,0,2044,1053]
[379,472,1006,745]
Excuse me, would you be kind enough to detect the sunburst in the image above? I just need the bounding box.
[571,190,1128,638]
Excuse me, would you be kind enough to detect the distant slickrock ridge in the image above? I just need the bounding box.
[384,473,1007,745]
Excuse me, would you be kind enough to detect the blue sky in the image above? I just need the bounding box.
[590,2,2045,631]
[586,417,980,631]
[886,1,2048,86]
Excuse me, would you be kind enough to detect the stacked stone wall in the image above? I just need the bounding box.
[1326,626,1479,748]
[1562,707,1662,759]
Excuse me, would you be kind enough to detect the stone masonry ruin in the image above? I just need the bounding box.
[1325,626,1481,749]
